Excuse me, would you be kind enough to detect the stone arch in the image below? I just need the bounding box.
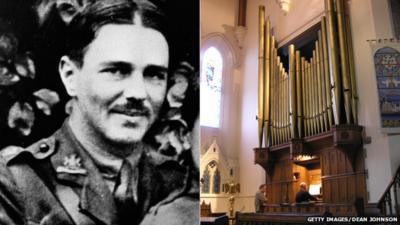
[201,32,239,69]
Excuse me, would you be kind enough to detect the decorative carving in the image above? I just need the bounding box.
[289,138,304,159]
[209,160,217,168]
[254,125,364,181]
[254,147,275,178]
[234,26,247,48]
[332,124,363,171]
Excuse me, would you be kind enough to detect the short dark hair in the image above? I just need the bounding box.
[259,184,266,190]
[64,0,168,67]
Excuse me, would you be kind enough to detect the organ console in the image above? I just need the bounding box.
[254,0,367,217]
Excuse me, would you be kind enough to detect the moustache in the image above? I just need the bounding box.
[111,102,151,117]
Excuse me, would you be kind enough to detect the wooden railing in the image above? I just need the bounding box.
[235,201,370,225]
[377,165,400,216]
[236,212,324,225]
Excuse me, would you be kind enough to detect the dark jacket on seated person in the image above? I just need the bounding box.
[295,190,317,203]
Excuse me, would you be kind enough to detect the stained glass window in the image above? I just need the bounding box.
[201,47,223,128]
[213,168,221,194]
[374,47,400,127]
[202,166,210,193]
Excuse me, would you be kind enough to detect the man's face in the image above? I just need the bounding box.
[71,24,169,145]
[261,185,266,193]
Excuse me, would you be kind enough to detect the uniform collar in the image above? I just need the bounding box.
[85,142,123,181]
[50,119,118,225]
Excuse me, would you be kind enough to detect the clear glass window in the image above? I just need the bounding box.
[200,47,223,128]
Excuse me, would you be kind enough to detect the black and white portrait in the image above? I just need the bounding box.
[0,0,199,224]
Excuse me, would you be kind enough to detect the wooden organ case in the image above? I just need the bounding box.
[254,0,367,217]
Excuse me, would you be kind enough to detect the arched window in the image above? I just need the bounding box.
[202,166,210,193]
[200,47,223,128]
[213,168,221,194]
[374,47,400,128]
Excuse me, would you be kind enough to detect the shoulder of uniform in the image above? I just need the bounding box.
[0,136,56,164]
[0,146,25,164]
[26,136,56,159]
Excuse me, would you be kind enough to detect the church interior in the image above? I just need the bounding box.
[200,0,400,223]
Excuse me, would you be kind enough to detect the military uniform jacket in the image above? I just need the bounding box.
[0,122,181,225]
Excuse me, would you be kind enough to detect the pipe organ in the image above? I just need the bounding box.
[257,0,358,148]
[254,0,367,217]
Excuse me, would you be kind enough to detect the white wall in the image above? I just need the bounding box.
[200,0,243,213]
[268,0,324,45]
[350,0,400,202]
[200,0,238,156]
[236,0,268,213]
[201,0,235,36]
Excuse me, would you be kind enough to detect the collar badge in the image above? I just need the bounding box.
[56,154,87,175]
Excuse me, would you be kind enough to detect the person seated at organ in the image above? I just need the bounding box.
[295,182,318,203]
